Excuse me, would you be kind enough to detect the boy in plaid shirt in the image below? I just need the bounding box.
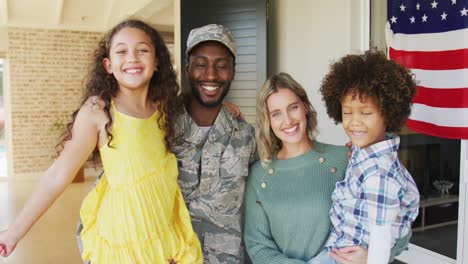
[311,50,420,264]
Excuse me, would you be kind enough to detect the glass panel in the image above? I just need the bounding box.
[399,127,460,259]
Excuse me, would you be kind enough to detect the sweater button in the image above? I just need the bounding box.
[319,157,325,163]
[268,168,274,174]
[261,182,267,189]
[330,167,337,173]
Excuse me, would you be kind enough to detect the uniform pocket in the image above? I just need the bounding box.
[220,146,250,178]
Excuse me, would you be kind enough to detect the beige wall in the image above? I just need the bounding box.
[269,0,368,145]
[0,27,7,58]
[7,28,101,177]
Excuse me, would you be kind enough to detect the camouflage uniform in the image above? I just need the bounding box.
[77,24,255,264]
[173,106,256,264]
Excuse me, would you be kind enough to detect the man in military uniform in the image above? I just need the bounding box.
[173,24,256,264]
[76,24,255,264]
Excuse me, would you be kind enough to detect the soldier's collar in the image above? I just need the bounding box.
[175,105,241,142]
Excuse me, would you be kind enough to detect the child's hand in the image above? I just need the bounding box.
[345,141,352,158]
[223,101,245,120]
[0,230,18,257]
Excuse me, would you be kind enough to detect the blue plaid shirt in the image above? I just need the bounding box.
[326,135,419,250]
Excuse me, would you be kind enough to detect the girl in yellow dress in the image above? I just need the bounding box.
[0,19,202,264]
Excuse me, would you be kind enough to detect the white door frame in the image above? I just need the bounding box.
[456,140,468,263]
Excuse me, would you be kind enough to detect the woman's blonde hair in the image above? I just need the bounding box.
[256,72,318,166]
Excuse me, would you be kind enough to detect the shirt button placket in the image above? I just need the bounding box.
[261,168,274,189]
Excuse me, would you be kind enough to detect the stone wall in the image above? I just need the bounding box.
[8,28,102,176]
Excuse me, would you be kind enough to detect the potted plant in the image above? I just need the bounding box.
[50,118,85,183]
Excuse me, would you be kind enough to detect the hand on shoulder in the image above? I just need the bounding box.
[223,101,245,120]
[83,96,108,117]
[80,96,110,128]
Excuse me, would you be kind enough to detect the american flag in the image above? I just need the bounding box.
[386,0,468,139]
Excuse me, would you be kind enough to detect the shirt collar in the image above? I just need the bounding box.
[351,134,400,163]
[175,105,240,144]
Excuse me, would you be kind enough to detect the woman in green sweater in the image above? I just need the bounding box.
[244,72,408,264]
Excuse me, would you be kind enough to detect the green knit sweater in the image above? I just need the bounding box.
[244,141,348,264]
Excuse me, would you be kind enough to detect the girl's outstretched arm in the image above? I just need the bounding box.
[0,100,102,257]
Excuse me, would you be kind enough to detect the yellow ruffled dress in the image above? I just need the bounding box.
[79,103,202,263]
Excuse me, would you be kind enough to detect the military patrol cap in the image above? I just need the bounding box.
[186,24,237,59]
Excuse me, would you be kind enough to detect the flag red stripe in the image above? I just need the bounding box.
[406,119,468,139]
[389,47,468,70]
[413,86,468,108]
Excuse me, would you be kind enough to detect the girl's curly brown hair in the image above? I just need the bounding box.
[319,49,416,133]
[56,19,182,163]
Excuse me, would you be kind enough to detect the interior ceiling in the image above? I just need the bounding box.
[0,0,174,33]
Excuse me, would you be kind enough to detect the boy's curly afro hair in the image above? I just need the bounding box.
[319,49,416,133]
